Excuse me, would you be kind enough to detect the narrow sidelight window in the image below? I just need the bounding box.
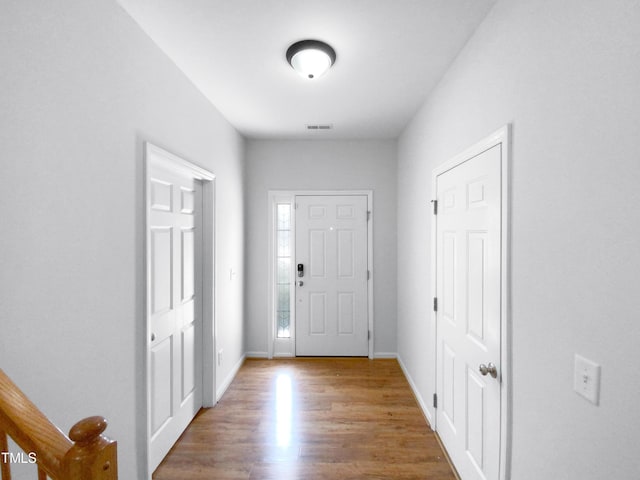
[275,203,292,338]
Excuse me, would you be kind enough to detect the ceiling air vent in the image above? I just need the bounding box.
[306,124,333,130]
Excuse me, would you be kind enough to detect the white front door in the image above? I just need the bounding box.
[435,143,503,480]
[148,161,203,472]
[295,195,368,356]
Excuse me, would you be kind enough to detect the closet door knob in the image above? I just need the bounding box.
[479,362,498,378]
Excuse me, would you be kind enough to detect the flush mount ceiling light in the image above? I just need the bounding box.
[286,40,336,79]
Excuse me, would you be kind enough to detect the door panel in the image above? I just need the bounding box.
[337,230,354,277]
[442,342,456,428]
[436,144,502,480]
[182,228,195,301]
[467,233,487,341]
[181,324,196,400]
[151,338,172,432]
[295,195,368,356]
[151,227,172,315]
[466,370,485,468]
[148,163,203,472]
[338,292,355,334]
[310,292,327,334]
[309,230,326,277]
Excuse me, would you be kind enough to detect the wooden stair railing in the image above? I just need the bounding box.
[0,369,117,480]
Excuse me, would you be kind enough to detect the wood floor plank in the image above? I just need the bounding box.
[153,358,456,480]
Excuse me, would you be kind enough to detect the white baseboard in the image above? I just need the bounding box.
[216,354,246,401]
[373,352,398,359]
[247,352,395,359]
[397,354,433,428]
[245,351,268,358]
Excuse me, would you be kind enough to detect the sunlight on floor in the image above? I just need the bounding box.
[275,373,293,448]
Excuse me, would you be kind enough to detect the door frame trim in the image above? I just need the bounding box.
[267,190,374,359]
[430,125,511,480]
[143,142,216,477]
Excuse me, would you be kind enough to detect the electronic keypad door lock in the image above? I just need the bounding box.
[297,263,304,277]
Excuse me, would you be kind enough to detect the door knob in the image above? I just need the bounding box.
[479,362,498,378]
[297,280,304,287]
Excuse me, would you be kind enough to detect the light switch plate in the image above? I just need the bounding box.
[574,354,601,405]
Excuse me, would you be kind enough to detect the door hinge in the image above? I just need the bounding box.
[368,330,371,340]
[367,210,371,221]
[294,203,298,209]
[433,393,438,408]
[431,199,438,215]
[433,297,438,312]
[367,270,371,280]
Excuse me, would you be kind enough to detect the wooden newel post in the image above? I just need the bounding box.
[62,416,117,480]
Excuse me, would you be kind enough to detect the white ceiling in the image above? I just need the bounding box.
[117,0,496,139]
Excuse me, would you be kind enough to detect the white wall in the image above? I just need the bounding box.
[245,140,397,357]
[0,1,245,479]
[397,0,640,478]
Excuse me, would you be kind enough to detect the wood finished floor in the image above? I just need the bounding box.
[153,358,456,480]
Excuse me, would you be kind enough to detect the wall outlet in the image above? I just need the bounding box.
[574,354,601,405]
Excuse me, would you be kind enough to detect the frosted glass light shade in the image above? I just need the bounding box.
[286,40,336,79]
[290,49,332,79]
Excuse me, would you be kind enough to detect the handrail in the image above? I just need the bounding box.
[0,369,117,479]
